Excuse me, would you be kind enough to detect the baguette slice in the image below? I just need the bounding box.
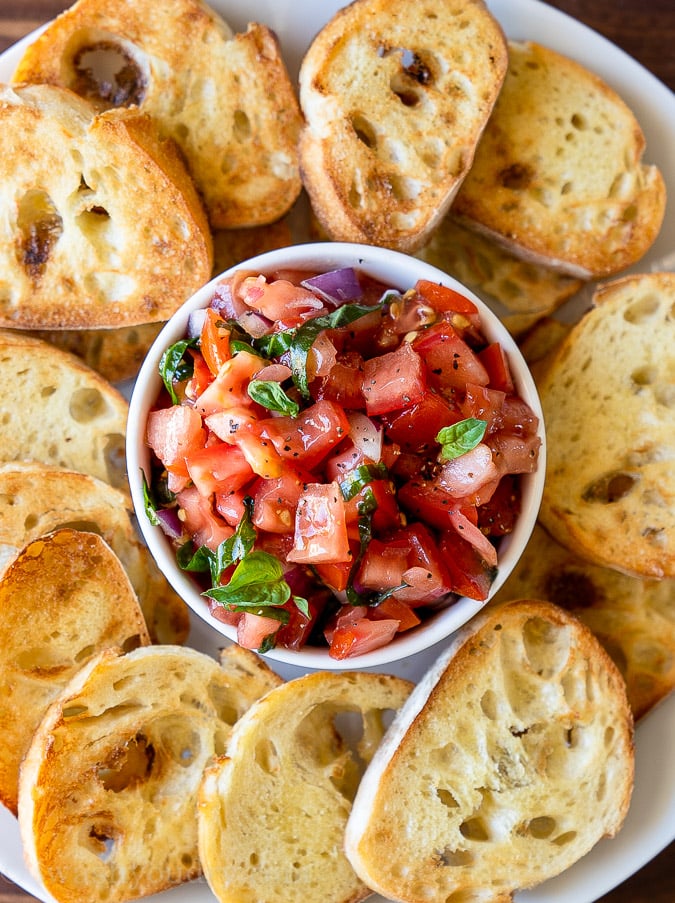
[298,0,508,252]
[538,272,675,578]
[418,216,584,335]
[13,0,303,229]
[0,528,150,815]
[490,524,675,721]
[0,463,190,645]
[26,321,164,382]
[198,670,413,903]
[18,644,281,903]
[345,600,634,903]
[0,82,212,329]
[0,332,128,487]
[452,41,666,278]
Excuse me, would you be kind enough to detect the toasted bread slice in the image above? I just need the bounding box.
[18,644,281,903]
[538,272,675,578]
[0,528,150,815]
[198,670,413,903]
[0,332,128,487]
[13,0,303,229]
[0,82,212,329]
[26,321,164,382]
[298,0,508,252]
[345,600,634,902]
[490,524,675,721]
[452,41,666,278]
[0,463,190,645]
[418,216,584,335]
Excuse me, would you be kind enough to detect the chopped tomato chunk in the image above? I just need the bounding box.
[413,321,489,391]
[194,350,266,415]
[260,400,350,469]
[200,308,231,376]
[361,342,426,416]
[326,608,400,660]
[146,405,206,477]
[287,482,351,564]
[185,442,254,497]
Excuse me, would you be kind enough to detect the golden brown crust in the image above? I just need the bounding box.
[345,600,634,902]
[13,0,303,229]
[491,525,675,720]
[0,529,149,814]
[538,272,675,578]
[298,0,508,252]
[452,41,666,278]
[0,83,212,329]
[0,462,190,646]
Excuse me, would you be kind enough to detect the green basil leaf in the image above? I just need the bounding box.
[178,496,257,583]
[204,550,291,607]
[178,541,214,573]
[339,463,388,501]
[158,337,199,404]
[436,418,488,461]
[345,486,378,605]
[255,330,293,358]
[140,471,162,527]
[248,379,299,417]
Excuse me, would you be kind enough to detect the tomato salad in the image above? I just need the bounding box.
[143,266,541,659]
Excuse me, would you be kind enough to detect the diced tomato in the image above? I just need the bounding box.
[479,342,515,394]
[382,390,462,454]
[488,432,541,476]
[311,352,366,409]
[185,350,213,399]
[356,540,410,592]
[413,321,489,392]
[439,528,497,601]
[324,443,366,482]
[344,480,402,533]
[330,308,385,356]
[185,442,254,497]
[238,275,324,322]
[200,308,231,376]
[461,384,506,434]
[194,350,266,415]
[287,482,351,564]
[214,487,249,527]
[146,405,206,477]
[314,555,355,593]
[206,407,284,479]
[259,400,350,469]
[276,588,330,650]
[251,467,313,534]
[176,486,233,550]
[393,523,453,605]
[361,342,426,416]
[237,612,282,651]
[446,508,498,568]
[326,607,400,660]
[370,596,421,631]
[415,279,478,315]
[398,478,463,532]
[499,395,540,437]
[477,475,521,536]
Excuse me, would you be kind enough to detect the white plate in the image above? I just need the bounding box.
[1,2,673,901]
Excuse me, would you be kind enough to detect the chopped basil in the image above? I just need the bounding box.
[158,337,199,404]
[339,462,388,501]
[140,471,161,527]
[253,300,385,399]
[204,550,309,619]
[247,379,299,417]
[178,496,256,583]
[344,486,378,605]
[436,418,488,461]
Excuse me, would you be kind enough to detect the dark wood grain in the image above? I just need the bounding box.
[0,1,673,901]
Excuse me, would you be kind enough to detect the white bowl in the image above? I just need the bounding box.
[127,242,546,670]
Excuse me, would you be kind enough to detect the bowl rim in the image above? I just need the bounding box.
[126,241,546,670]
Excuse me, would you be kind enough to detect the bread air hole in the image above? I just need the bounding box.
[350,112,377,149]
[16,189,63,280]
[439,847,474,866]
[69,387,109,424]
[87,825,117,862]
[522,617,571,678]
[68,33,148,107]
[623,293,662,323]
[103,433,127,490]
[96,732,155,792]
[582,471,639,504]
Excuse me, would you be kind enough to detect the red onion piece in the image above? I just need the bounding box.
[210,281,247,319]
[155,507,184,541]
[301,268,363,306]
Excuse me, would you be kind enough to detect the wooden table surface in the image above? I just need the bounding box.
[0,1,673,901]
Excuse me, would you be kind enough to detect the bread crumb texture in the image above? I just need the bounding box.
[539,273,675,578]
[346,601,633,902]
